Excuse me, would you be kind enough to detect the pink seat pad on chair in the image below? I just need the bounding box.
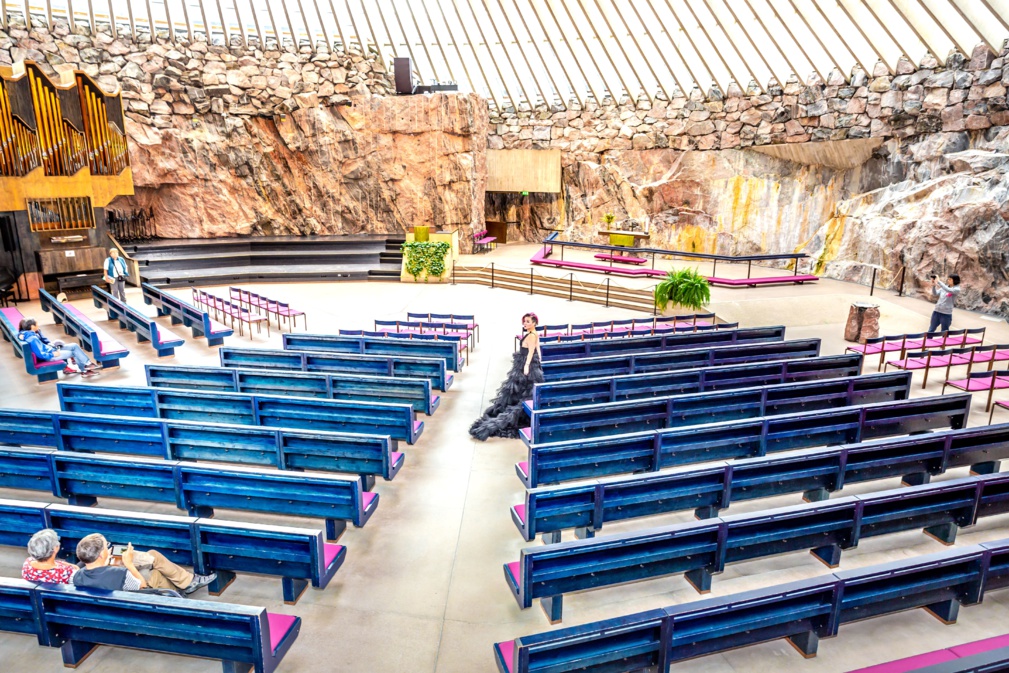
[947,376,995,391]
[846,649,957,673]
[266,612,298,653]
[950,633,1009,658]
[888,357,929,370]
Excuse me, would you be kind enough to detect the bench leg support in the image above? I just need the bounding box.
[901,472,931,486]
[362,475,375,491]
[67,494,98,507]
[325,519,347,542]
[283,577,310,605]
[925,598,960,624]
[787,631,820,658]
[208,569,237,596]
[187,505,215,518]
[221,661,254,673]
[810,544,842,568]
[802,487,830,503]
[60,640,98,668]
[924,522,958,545]
[541,595,563,623]
[574,527,595,540]
[694,505,719,519]
[540,531,561,544]
[38,370,60,384]
[684,567,712,593]
[971,461,1001,475]
[208,337,225,347]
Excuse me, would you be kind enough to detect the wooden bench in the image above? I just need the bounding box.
[0,497,345,605]
[513,422,1009,543]
[0,407,403,489]
[146,363,440,415]
[473,229,497,253]
[0,577,301,671]
[516,394,972,488]
[530,352,864,410]
[0,305,67,382]
[0,447,376,543]
[523,371,911,445]
[59,382,424,445]
[193,288,270,339]
[220,346,454,392]
[284,332,464,372]
[708,274,820,286]
[542,337,822,381]
[494,541,1009,672]
[593,252,648,264]
[539,325,786,362]
[142,283,233,346]
[92,285,184,357]
[39,289,129,368]
[506,474,995,621]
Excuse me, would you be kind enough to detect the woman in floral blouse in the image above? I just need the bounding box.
[22,529,77,584]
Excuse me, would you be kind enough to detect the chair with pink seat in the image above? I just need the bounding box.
[885,349,952,388]
[943,369,1009,411]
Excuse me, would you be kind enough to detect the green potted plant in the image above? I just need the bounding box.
[602,213,616,228]
[654,268,711,312]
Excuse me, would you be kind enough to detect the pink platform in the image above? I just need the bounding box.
[266,612,298,653]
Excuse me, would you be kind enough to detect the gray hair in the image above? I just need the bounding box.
[76,533,107,564]
[26,529,60,561]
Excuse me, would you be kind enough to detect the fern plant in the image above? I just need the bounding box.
[401,241,450,281]
[654,268,710,312]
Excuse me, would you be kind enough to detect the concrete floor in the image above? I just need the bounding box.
[0,266,1008,673]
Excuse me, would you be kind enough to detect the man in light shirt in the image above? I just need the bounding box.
[103,248,129,302]
[928,273,961,333]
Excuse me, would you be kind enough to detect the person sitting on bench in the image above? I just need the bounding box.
[17,317,100,377]
[22,529,78,584]
[72,533,216,596]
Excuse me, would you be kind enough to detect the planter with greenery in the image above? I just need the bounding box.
[654,268,711,313]
[402,241,451,282]
[413,225,430,242]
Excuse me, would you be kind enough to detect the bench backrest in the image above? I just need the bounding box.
[141,283,218,338]
[220,347,452,392]
[526,371,911,444]
[542,338,822,381]
[531,353,864,409]
[283,332,462,372]
[39,289,102,355]
[145,363,436,414]
[539,325,786,362]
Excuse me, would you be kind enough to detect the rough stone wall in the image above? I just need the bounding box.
[488,45,1009,160]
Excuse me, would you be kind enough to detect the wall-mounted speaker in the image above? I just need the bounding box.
[394,58,414,95]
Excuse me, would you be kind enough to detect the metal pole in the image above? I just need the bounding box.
[451,262,455,286]
[653,285,657,316]
[605,278,610,308]
[870,268,877,296]
[747,260,752,279]
[530,268,534,295]
[712,259,717,277]
[490,263,494,289]
[569,273,573,302]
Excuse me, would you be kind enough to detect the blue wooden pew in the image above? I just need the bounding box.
[0,578,301,672]
[0,408,403,487]
[521,371,911,445]
[283,332,463,372]
[91,285,185,357]
[513,423,1009,542]
[58,382,424,445]
[505,474,997,621]
[0,498,344,605]
[0,446,376,540]
[539,325,786,361]
[493,540,1009,673]
[38,289,130,368]
[220,347,454,392]
[146,364,440,415]
[542,338,822,381]
[517,393,973,487]
[530,353,864,409]
[0,305,67,383]
[142,282,234,346]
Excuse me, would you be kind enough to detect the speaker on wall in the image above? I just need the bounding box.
[394,57,414,95]
[0,216,13,254]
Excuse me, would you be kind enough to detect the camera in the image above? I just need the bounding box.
[930,274,937,280]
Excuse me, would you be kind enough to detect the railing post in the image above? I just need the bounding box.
[530,268,534,295]
[569,273,573,302]
[605,278,610,308]
[870,267,877,296]
[451,263,456,286]
[747,260,752,279]
[490,263,495,289]
[653,285,658,316]
[712,259,717,277]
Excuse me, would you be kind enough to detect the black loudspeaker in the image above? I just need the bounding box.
[0,217,13,253]
[394,57,414,95]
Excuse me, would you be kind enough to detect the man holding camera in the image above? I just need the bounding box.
[72,533,216,596]
[103,247,129,302]
[929,273,961,332]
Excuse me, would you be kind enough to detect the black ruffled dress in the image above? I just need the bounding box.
[469,332,545,440]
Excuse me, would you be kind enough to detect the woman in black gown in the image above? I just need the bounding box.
[470,312,544,440]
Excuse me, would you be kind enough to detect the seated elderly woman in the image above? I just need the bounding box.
[22,529,78,584]
[72,533,215,595]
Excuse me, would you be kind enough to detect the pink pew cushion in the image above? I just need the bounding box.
[517,461,529,478]
[519,427,532,442]
[505,561,521,586]
[63,304,128,356]
[362,491,378,510]
[950,634,1009,658]
[413,420,423,433]
[495,641,516,673]
[266,612,298,653]
[847,650,957,673]
[390,451,404,467]
[513,504,526,524]
[323,543,344,568]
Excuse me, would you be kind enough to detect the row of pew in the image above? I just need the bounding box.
[493,321,1009,672]
[0,303,474,671]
